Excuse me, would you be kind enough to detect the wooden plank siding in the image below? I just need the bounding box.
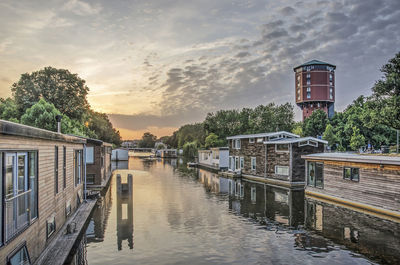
[0,135,84,264]
[306,160,400,213]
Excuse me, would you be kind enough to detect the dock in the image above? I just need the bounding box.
[34,199,97,265]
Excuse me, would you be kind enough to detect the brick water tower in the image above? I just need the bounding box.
[294,60,336,120]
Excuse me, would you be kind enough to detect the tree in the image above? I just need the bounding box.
[0,98,19,123]
[204,133,225,148]
[138,132,157,148]
[350,127,365,151]
[323,124,337,148]
[302,110,328,137]
[292,122,303,137]
[11,67,90,121]
[183,141,198,158]
[20,98,95,137]
[370,52,400,130]
[88,111,121,146]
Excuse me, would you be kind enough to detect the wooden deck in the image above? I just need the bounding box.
[34,199,97,265]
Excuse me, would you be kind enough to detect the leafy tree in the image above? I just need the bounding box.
[292,122,303,137]
[302,110,328,137]
[370,52,400,130]
[323,124,337,148]
[350,127,365,151]
[11,67,90,121]
[204,133,225,148]
[138,132,157,148]
[20,98,94,137]
[88,111,121,145]
[173,123,205,148]
[0,98,19,123]
[183,141,198,158]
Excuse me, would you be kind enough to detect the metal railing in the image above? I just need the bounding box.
[5,190,31,241]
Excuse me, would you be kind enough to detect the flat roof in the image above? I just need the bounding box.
[226,131,299,140]
[264,137,327,145]
[302,153,400,166]
[0,119,86,144]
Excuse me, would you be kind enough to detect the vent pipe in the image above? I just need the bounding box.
[56,115,62,133]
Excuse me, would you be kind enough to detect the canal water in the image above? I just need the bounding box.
[76,158,399,265]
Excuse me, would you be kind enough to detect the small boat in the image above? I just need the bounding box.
[187,162,198,167]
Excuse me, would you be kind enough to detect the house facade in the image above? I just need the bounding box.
[0,120,85,264]
[264,137,326,185]
[86,139,112,188]
[302,153,400,215]
[227,131,299,176]
[198,147,229,170]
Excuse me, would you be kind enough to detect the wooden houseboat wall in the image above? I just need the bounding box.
[302,153,400,215]
[86,139,112,188]
[0,120,86,264]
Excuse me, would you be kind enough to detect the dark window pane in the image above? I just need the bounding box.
[315,163,324,188]
[352,168,359,181]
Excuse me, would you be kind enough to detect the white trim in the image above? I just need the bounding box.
[226,131,299,140]
[264,136,327,145]
[275,144,289,153]
[275,165,289,176]
[251,157,256,171]
[299,140,318,147]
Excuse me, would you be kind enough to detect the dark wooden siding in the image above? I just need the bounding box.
[291,143,324,182]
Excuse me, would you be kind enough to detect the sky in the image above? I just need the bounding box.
[0,0,399,140]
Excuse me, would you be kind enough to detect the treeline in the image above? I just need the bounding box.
[0,67,121,146]
[159,51,399,154]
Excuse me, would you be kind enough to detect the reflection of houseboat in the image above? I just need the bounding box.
[198,147,229,171]
[0,120,86,264]
[128,148,154,158]
[303,153,400,218]
[304,198,400,264]
[226,131,326,187]
[158,149,178,158]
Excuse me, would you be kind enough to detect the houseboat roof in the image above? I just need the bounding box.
[264,137,327,145]
[0,119,86,144]
[302,153,400,166]
[226,131,299,140]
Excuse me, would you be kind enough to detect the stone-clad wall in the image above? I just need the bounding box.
[266,144,290,181]
[229,139,265,177]
[0,135,84,264]
[291,143,324,182]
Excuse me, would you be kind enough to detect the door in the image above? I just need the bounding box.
[16,153,28,227]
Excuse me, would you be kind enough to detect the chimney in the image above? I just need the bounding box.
[56,115,62,133]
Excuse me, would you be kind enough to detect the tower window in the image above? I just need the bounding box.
[306,73,310,79]
[329,74,333,81]
[330,87,333,99]
[307,92,311,99]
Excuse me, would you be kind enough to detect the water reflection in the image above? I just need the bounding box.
[83,157,400,265]
[116,173,134,250]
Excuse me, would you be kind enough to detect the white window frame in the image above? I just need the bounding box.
[251,157,256,171]
[275,144,289,153]
[275,165,289,176]
[257,138,263,143]
[240,157,244,169]
[233,139,241,149]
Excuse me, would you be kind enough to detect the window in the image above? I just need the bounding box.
[46,216,56,239]
[2,151,38,242]
[307,161,324,188]
[251,157,256,171]
[249,138,255,143]
[240,157,244,169]
[307,79,310,85]
[235,157,239,171]
[7,244,31,265]
[66,200,71,217]
[275,166,289,176]
[306,73,311,79]
[63,146,66,189]
[276,144,289,152]
[257,138,263,143]
[54,146,58,194]
[234,139,241,149]
[229,156,233,170]
[86,146,94,164]
[87,174,95,185]
[343,167,359,181]
[307,92,311,99]
[330,87,333,99]
[251,186,256,203]
[329,73,333,81]
[74,150,83,186]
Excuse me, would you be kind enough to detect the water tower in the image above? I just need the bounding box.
[294,60,336,120]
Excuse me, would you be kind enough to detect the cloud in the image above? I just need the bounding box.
[63,0,102,16]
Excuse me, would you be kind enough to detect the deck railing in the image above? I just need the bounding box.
[5,190,31,241]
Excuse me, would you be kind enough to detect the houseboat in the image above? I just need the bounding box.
[0,119,86,264]
[158,149,178,158]
[226,131,326,187]
[302,153,400,219]
[112,148,129,161]
[85,138,112,190]
[198,147,229,171]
